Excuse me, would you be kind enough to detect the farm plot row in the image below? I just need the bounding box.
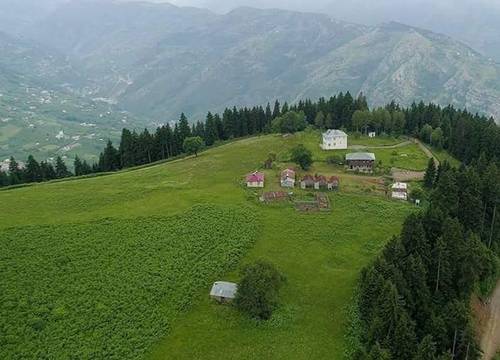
[0,205,259,360]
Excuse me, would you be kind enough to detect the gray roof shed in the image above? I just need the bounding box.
[210,281,238,299]
[346,152,376,161]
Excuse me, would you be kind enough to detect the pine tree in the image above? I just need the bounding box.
[424,159,437,188]
[55,156,71,179]
[0,170,8,187]
[100,140,120,171]
[272,100,281,119]
[24,155,41,183]
[314,111,325,129]
[8,156,22,184]
[413,335,437,360]
[368,343,392,360]
[119,128,137,168]
[178,113,191,144]
[204,112,218,146]
[40,161,56,181]
[74,155,83,176]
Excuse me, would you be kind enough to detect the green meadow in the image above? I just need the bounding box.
[0,132,421,359]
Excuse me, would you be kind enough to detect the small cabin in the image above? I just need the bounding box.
[280,168,296,188]
[328,176,340,190]
[314,175,328,190]
[392,182,408,201]
[210,281,238,303]
[300,175,316,189]
[246,172,265,188]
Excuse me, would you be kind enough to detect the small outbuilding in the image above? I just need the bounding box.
[210,281,238,303]
[314,175,328,190]
[328,176,340,190]
[368,132,376,138]
[246,172,265,188]
[280,168,296,188]
[391,182,408,201]
[300,175,316,189]
[346,152,376,173]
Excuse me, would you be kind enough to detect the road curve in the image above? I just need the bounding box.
[481,281,500,359]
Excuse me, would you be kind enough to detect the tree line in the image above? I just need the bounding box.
[354,155,499,357]
[2,91,500,187]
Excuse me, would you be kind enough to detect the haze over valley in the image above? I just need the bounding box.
[1,0,500,162]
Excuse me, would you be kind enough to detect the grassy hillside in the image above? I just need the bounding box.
[0,133,417,359]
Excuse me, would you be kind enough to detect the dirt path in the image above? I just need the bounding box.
[480,281,500,359]
[349,140,412,150]
[390,139,438,182]
[415,139,440,167]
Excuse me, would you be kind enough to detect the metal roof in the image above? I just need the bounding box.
[210,281,238,299]
[346,152,376,161]
[323,129,348,138]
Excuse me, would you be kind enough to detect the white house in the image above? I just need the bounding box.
[210,281,238,303]
[321,129,348,150]
[392,182,408,201]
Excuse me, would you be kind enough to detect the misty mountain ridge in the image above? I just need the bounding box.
[21,1,499,121]
[1,0,500,162]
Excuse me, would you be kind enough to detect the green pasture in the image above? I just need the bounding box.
[0,132,424,359]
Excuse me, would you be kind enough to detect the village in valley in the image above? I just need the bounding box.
[242,128,429,214]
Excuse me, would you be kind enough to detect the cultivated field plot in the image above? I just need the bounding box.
[0,205,258,360]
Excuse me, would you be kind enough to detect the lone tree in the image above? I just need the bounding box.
[290,144,313,170]
[235,260,284,320]
[424,158,436,188]
[183,136,204,157]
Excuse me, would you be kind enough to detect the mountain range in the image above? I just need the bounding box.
[1,0,499,161]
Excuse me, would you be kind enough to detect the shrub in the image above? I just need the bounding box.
[235,260,285,320]
[326,155,343,165]
[290,144,313,170]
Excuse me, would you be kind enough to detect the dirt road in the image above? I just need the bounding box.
[390,139,439,182]
[480,281,500,359]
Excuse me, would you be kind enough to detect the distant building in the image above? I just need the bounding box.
[321,129,348,150]
[346,153,376,173]
[392,182,408,201]
[314,175,328,190]
[300,175,316,189]
[210,281,238,303]
[280,168,296,188]
[328,176,340,190]
[246,172,265,188]
[368,132,376,138]
[300,174,339,191]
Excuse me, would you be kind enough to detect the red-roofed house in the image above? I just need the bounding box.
[328,176,340,190]
[246,172,265,188]
[300,175,315,189]
[314,175,328,190]
[280,168,296,188]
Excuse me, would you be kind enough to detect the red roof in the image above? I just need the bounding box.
[329,176,340,183]
[315,175,328,183]
[246,172,265,182]
[301,175,315,182]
